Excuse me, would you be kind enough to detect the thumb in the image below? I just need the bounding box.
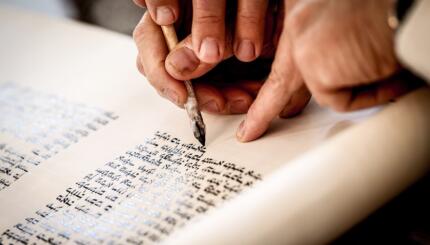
[165,34,234,81]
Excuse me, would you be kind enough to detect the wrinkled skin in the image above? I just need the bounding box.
[133,0,419,142]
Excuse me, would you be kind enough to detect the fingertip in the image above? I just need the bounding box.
[197,37,223,64]
[236,120,247,142]
[136,55,146,76]
[165,36,220,81]
[191,0,226,64]
[166,46,200,79]
[236,117,269,143]
[153,6,177,25]
[234,39,257,62]
[133,0,146,8]
[144,0,180,26]
[234,0,267,62]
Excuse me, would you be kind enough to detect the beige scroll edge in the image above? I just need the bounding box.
[164,87,430,245]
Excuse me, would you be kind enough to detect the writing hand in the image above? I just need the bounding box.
[132,1,311,116]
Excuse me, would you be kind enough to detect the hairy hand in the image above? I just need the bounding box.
[237,0,418,142]
[132,0,311,116]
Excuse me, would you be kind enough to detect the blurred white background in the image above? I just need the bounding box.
[0,0,75,18]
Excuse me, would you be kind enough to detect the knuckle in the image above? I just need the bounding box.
[132,14,149,42]
[237,12,260,26]
[145,71,157,88]
[267,67,287,89]
[286,3,315,38]
[286,13,304,36]
[136,57,145,76]
[267,65,303,92]
[145,62,163,89]
[293,39,315,68]
[132,25,143,42]
[195,13,223,25]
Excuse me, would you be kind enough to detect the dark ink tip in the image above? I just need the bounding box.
[191,113,206,146]
[194,126,205,146]
[197,134,205,146]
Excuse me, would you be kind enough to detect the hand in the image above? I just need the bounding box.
[132,0,311,115]
[134,0,272,63]
[236,0,419,142]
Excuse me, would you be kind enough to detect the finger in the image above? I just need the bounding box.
[166,35,220,81]
[133,13,187,106]
[237,23,305,142]
[133,0,146,8]
[312,70,423,111]
[236,80,264,97]
[194,83,225,114]
[144,0,179,25]
[165,34,234,81]
[194,83,254,115]
[222,87,253,114]
[279,84,311,118]
[192,0,226,64]
[136,55,146,76]
[234,0,269,62]
[271,0,285,50]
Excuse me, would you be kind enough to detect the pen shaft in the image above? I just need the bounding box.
[160,25,206,146]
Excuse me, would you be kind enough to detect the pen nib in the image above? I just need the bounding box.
[193,120,206,146]
[183,81,206,146]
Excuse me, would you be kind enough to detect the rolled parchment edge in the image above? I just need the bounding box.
[164,87,430,245]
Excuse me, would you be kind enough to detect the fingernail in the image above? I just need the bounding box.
[201,100,220,113]
[162,88,179,105]
[236,120,246,141]
[229,100,249,114]
[199,37,220,63]
[236,40,255,61]
[155,6,175,25]
[168,47,199,75]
